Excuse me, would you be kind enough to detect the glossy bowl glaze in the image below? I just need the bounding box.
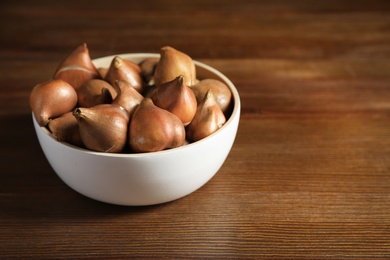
[32,53,241,206]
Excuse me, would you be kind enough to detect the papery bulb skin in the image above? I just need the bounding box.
[73,104,129,153]
[30,79,78,127]
[154,46,196,87]
[191,78,232,115]
[151,75,197,126]
[54,43,100,90]
[186,90,226,142]
[105,56,144,93]
[47,111,83,147]
[112,80,144,117]
[129,98,185,153]
[77,79,116,108]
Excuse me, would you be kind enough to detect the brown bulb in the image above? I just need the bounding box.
[54,43,100,90]
[47,111,83,147]
[191,78,232,115]
[77,79,116,108]
[154,46,196,87]
[129,98,185,153]
[30,79,78,127]
[186,89,226,142]
[151,75,197,126]
[139,57,160,85]
[73,104,129,153]
[105,56,144,93]
[112,80,144,117]
[97,67,108,79]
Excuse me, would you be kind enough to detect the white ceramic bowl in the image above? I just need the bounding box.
[32,53,241,206]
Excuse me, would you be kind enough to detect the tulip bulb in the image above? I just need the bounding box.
[105,56,144,93]
[77,79,116,108]
[73,104,129,153]
[139,57,160,85]
[154,46,196,87]
[54,43,100,90]
[97,67,108,79]
[191,78,232,115]
[151,75,197,126]
[186,89,226,142]
[47,111,83,147]
[30,79,78,127]
[129,98,185,152]
[112,80,144,117]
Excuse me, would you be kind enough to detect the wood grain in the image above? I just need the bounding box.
[1,0,390,258]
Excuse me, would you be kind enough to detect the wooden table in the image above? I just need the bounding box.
[1,0,390,258]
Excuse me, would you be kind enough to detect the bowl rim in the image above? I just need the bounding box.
[35,53,241,158]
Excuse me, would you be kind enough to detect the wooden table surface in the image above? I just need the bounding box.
[1,0,390,258]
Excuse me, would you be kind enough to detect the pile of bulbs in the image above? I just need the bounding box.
[30,43,232,153]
